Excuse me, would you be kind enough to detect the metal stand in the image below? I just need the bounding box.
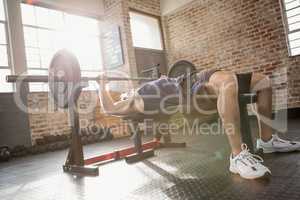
[125,119,186,163]
[155,133,186,148]
[63,100,99,176]
[236,73,257,153]
[84,117,186,166]
[125,121,155,164]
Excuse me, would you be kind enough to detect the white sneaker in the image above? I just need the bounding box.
[257,134,300,154]
[229,144,271,179]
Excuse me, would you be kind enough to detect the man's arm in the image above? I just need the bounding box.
[97,75,144,116]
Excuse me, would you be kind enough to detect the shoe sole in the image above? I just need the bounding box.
[258,146,300,154]
[230,167,271,180]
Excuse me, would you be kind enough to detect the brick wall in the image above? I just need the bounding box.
[128,0,161,15]
[28,91,128,144]
[102,0,135,77]
[162,0,300,110]
[28,95,71,144]
[104,0,161,14]
[101,0,161,77]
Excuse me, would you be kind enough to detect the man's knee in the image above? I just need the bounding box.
[222,80,238,97]
[217,80,239,117]
[252,73,272,92]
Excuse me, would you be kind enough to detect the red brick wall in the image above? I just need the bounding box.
[128,0,161,15]
[28,91,128,144]
[162,0,300,110]
[28,93,71,144]
[102,0,136,76]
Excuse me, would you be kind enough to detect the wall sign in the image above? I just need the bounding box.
[101,26,124,70]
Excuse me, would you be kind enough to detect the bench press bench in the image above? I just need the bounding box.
[82,112,186,166]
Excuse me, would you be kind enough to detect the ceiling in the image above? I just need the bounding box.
[160,0,194,15]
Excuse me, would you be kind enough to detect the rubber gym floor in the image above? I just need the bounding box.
[0,119,300,200]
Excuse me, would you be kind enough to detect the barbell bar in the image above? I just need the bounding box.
[6,49,162,109]
[6,75,157,83]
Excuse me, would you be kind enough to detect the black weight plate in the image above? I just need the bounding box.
[168,60,197,79]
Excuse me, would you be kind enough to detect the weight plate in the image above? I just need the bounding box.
[168,60,197,79]
[168,60,198,106]
[49,49,82,108]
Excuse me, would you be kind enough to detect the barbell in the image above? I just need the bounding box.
[7,50,157,108]
[6,49,197,108]
[6,75,156,83]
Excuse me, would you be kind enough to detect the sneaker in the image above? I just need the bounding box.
[257,134,300,154]
[230,144,271,179]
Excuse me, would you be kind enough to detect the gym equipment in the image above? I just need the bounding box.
[168,61,257,152]
[7,75,156,108]
[236,73,257,152]
[49,50,82,108]
[140,64,161,79]
[84,114,186,165]
[0,146,11,162]
[84,63,188,165]
[7,50,156,109]
[168,60,197,78]
[7,75,156,83]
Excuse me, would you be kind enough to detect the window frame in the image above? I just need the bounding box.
[21,0,100,20]
[280,0,300,56]
[0,19,11,68]
[20,1,103,92]
[129,8,165,51]
[0,0,13,93]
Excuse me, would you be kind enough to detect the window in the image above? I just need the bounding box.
[0,0,12,93]
[282,0,300,56]
[21,3,102,91]
[129,11,163,50]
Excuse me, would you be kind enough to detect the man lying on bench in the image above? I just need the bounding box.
[97,69,300,180]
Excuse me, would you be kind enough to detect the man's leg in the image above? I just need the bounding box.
[251,73,273,142]
[252,73,300,153]
[209,72,243,156]
[209,71,271,179]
